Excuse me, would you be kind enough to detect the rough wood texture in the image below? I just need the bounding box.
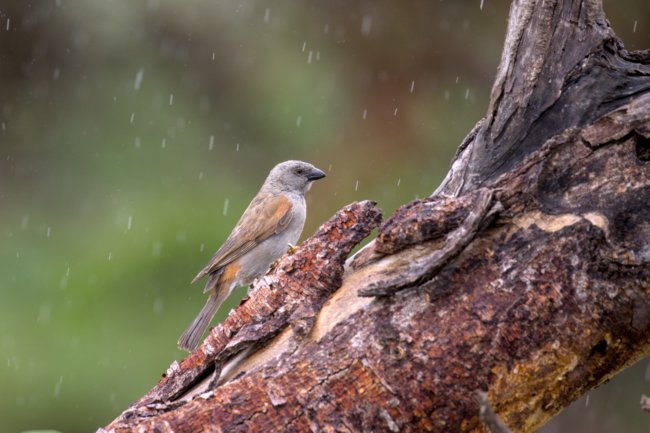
[436,0,650,197]
[106,201,382,429]
[104,0,650,432]
[356,188,497,297]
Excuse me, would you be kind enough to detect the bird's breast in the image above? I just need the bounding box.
[238,194,306,285]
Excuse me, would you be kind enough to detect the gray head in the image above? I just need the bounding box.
[262,160,326,194]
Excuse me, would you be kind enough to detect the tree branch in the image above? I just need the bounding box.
[103,0,650,431]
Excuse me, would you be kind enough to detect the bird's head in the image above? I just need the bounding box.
[265,160,326,194]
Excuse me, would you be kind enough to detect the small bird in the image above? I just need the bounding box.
[178,160,326,351]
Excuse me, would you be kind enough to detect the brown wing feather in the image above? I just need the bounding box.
[191,194,293,283]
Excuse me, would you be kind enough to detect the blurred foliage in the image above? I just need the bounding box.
[0,1,648,432]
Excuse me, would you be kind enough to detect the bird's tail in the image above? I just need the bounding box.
[178,289,227,352]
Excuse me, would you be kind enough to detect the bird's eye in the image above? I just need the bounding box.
[296,169,305,175]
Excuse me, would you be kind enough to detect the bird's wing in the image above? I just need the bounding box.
[191,194,294,283]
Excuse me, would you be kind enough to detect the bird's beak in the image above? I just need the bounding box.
[307,168,327,181]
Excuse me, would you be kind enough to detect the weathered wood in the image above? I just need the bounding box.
[104,101,650,433]
[436,0,650,197]
[356,188,497,297]
[106,201,382,428]
[103,0,650,432]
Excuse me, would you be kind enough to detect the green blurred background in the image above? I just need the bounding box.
[0,1,648,432]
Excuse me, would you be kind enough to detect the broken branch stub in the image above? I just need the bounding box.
[358,188,495,297]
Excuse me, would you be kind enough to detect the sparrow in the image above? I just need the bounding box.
[178,160,326,351]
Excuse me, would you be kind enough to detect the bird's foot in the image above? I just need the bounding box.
[287,243,299,254]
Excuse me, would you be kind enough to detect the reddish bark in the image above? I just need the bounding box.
[104,1,650,432]
[109,201,382,426]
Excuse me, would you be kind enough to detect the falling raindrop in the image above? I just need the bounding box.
[606,286,619,298]
[212,52,216,61]
[465,88,470,99]
[152,241,162,257]
[169,94,174,105]
[54,376,63,398]
[153,298,164,314]
[302,41,307,52]
[397,178,401,187]
[209,135,215,150]
[134,137,141,148]
[130,113,135,123]
[108,252,112,261]
[328,164,332,171]
[46,227,51,238]
[455,76,460,83]
[362,109,368,120]
[355,180,359,191]
[199,243,205,252]
[316,51,320,61]
[584,394,590,407]
[393,107,398,116]
[198,171,204,180]
[5,18,9,31]
[410,80,416,93]
[236,143,240,152]
[633,20,638,33]
[361,16,372,36]
[36,304,52,323]
[307,50,313,64]
[263,8,271,22]
[296,115,302,127]
[480,0,485,10]
[161,138,167,148]
[134,68,144,91]
[223,198,230,216]
[127,215,133,231]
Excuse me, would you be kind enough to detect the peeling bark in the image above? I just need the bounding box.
[104,0,650,432]
[356,188,497,297]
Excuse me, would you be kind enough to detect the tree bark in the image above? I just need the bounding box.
[103,0,650,432]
